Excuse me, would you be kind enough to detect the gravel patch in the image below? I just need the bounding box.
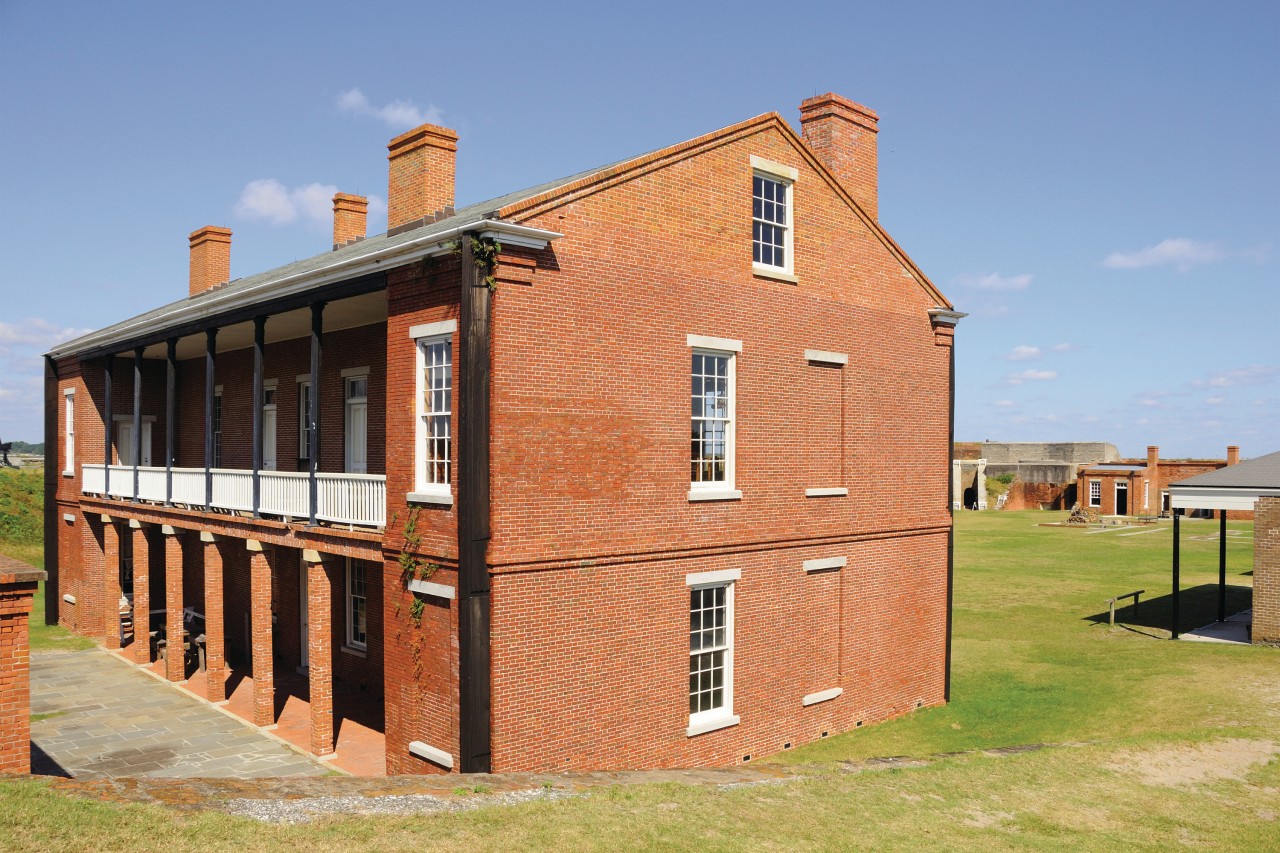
[224,787,576,823]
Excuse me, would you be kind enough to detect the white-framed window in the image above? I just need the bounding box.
[686,568,740,736]
[1144,480,1150,510]
[687,334,741,501]
[298,379,312,461]
[1089,480,1101,507]
[63,388,75,476]
[410,320,457,504]
[346,558,367,650]
[212,386,223,468]
[751,156,797,277]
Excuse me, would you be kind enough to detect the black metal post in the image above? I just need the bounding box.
[308,303,324,526]
[103,355,113,497]
[43,356,59,625]
[252,315,266,518]
[165,338,176,506]
[458,233,493,774]
[1172,509,1181,640]
[205,328,217,507]
[1218,511,1227,623]
[131,347,143,502]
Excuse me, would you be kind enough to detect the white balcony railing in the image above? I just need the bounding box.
[79,464,385,528]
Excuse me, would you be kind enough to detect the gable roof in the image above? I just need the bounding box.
[498,112,952,310]
[49,109,951,359]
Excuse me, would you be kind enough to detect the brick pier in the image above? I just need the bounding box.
[0,554,46,774]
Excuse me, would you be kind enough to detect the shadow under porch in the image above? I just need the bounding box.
[96,511,386,775]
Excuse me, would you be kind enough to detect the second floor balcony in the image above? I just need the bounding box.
[80,464,386,528]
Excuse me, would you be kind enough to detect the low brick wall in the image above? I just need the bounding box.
[0,555,46,773]
[1254,497,1279,646]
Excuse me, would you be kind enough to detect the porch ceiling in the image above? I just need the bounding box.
[138,290,387,360]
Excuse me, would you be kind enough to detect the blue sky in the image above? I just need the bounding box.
[1,0,1276,459]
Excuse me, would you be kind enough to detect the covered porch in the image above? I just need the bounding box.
[91,504,387,774]
[1169,450,1280,644]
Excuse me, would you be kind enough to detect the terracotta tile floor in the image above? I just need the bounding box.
[135,643,386,777]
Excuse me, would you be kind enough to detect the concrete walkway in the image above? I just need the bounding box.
[30,648,330,780]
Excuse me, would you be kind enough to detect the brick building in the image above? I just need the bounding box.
[1077,445,1251,519]
[43,93,962,773]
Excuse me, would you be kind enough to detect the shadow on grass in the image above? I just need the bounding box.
[1083,583,1253,638]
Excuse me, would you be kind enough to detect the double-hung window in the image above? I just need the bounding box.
[346,558,367,650]
[298,380,313,462]
[63,389,75,476]
[686,568,740,736]
[751,156,797,278]
[410,319,457,504]
[212,386,223,468]
[688,335,741,501]
[1089,480,1101,507]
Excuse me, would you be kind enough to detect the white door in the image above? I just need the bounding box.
[299,562,309,670]
[117,421,132,465]
[116,422,151,466]
[345,376,368,474]
[263,388,277,471]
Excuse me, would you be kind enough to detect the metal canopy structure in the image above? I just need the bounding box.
[1167,450,1280,639]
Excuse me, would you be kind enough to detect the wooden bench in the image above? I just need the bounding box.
[1107,590,1144,626]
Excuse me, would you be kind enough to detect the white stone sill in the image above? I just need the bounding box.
[686,714,740,737]
[688,489,743,502]
[407,490,452,506]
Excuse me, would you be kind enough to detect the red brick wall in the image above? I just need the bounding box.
[0,563,43,774]
[471,121,950,770]
[1002,481,1067,511]
[1254,496,1279,645]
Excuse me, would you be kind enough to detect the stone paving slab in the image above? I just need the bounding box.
[30,648,329,780]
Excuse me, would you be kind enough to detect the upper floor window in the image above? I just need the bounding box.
[298,380,313,461]
[212,387,223,468]
[687,334,742,501]
[751,156,797,277]
[63,389,75,476]
[409,319,457,504]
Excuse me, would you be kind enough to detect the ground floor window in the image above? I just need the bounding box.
[686,569,738,734]
[119,527,133,595]
[346,558,367,650]
[1089,480,1101,507]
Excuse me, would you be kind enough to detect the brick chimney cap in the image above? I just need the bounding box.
[333,192,369,208]
[189,225,232,244]
[799,93,879,130]
[388,122,459,158]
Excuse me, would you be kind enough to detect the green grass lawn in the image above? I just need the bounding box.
[2,511,1277,851]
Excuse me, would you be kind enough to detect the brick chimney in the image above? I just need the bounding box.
[387,122,458,232]
[1227,445,1240,466]
[799,93,880,219]
[333,193,368,249]
[1147,445,1159,471]
[189,226,232,297]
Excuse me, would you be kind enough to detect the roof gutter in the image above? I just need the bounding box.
[47,219,562,360]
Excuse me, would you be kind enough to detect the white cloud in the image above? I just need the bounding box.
[1003,345,1041,362]
[1005,369,1057,386]
[0,318,93,350]
[336,88,442,130]
[1051,342,1084,353]
[1205,395,1226,405]
[235,180,339,229]
[993,399,1015,408]
[1101,238,1224,273]
[953,272,1033,291]
[1190,365,1277,388]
